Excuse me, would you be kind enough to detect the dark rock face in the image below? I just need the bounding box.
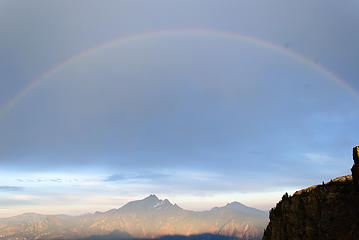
[353,145,359,164]
[262,145,359,240]
[352,145,359,188]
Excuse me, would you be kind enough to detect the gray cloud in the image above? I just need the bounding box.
[16,178,63,183]
[0,199,34,207]
[50,178,62,183]
[0,0,358,171]
[105,172,169,182]
[0,186,24,192]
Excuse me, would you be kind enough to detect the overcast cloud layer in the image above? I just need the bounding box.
[0,0,358,217]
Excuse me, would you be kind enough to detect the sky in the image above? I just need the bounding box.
[0,0,359,217]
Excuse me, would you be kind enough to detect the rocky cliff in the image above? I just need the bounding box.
[262,145,359,240]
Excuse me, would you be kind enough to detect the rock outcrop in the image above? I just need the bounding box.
[352,145,359,188]
[262,145,359,240]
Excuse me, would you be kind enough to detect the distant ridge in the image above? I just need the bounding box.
[212,202,267,217]
[0,195,267,240]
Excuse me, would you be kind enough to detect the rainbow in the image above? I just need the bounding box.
[0,29,357,117]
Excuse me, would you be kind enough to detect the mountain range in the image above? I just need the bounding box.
[0,195,268,240]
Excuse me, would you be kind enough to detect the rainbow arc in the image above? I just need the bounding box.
[0,29,357,117]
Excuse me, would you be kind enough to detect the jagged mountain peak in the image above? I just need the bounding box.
[145,194,159,200]
[120,194,177,211]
